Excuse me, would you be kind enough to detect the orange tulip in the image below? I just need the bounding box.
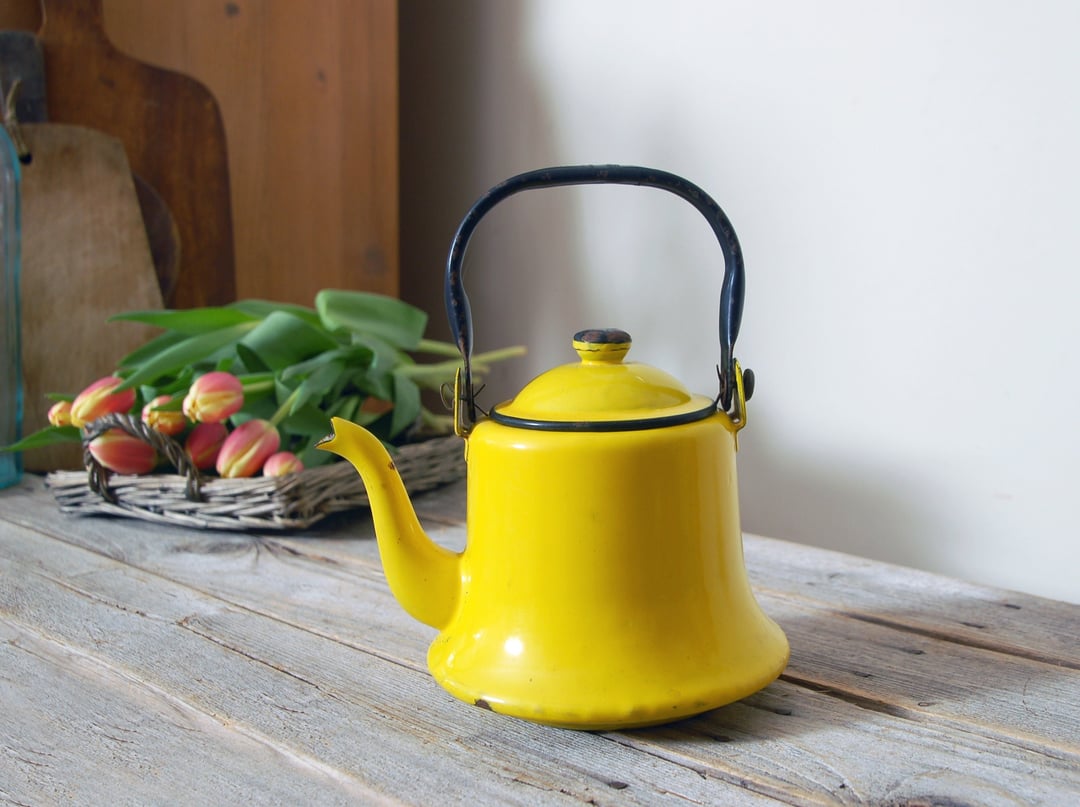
[70,376,136,428]
[184,422,228,471]
[141,395,187,436]
[263,451,304,476]
[47,400,73,427]
[216,419,281,478]
[182,372,244,424]
[87,428,157,474]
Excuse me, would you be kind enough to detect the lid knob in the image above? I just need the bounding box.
[572,328,631,364]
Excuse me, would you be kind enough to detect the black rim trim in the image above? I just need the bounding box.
[488,401,718,432]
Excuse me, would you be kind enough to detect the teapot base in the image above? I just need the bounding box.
[428,623,790,731]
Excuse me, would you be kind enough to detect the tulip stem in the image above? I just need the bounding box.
[419,407,455,435]
[238,374,276,396]
[416,339,463,358]
[396,346,527,387]
[474,345,528,364]
[269,386,303,428]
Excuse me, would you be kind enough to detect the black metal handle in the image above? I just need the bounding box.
[444,164,746,428]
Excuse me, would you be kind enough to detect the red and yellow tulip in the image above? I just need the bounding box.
[216,419,281,478]
[263,451,304,477]
[47,400,72,427]
[141,395,187,436]
[87,428,157,474]
[70,376,136,428]
[182,372,244,424]
[184,422,228,471]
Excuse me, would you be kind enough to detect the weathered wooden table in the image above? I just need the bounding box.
[1,474,1077,805]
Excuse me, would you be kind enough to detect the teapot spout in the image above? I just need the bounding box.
[317,417,461,630]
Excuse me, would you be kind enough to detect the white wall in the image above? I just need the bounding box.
[401,0,1080,603]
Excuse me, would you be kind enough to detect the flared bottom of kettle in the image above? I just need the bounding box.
[428,623,790,731]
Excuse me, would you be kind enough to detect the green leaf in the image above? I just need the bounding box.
[229,299,321,327]
[290,360,345,415]
[239,311,340,371]
[110,307,259,334]
[273,377,296,404]
[235,343,271,374]
[328,394,362,422]
[353,369,394,402]
[389,372,421,438]
[353,333,407,374]
[358,411,396,444]
[316,289,428,350]
[116,322,257,390]
[236,372,276,403]
[280,401,334,437]
[296,444,335,469]
[281,344,374,381]
[150,366,196,396]
[116,329,189,370]
[232,395,277,424]
[2,425,81,453]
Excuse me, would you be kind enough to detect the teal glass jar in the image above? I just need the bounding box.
[0,124,23,489]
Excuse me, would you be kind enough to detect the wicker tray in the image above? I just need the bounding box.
[44,414,465,531]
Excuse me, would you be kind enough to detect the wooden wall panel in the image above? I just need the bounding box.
[0,0,399,305]
[0,0,42,33]
[102,0,399,305]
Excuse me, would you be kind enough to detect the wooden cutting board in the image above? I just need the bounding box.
[37,0,235,309]
[20,122,163,471]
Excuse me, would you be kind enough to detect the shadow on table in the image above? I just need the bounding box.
[640,596,1078,753]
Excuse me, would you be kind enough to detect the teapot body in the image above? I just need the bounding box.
[320,165,789,729]
[428,413,789,729]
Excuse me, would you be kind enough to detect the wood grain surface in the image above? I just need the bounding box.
[0,0,399,305]
[1,477,1077,805]
[19,123,162,471]
[102,0,399,304]
[35,0,236,309]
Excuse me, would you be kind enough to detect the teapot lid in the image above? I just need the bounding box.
[489,329,718,432]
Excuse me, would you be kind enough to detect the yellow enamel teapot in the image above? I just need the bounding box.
[319,165,788,729]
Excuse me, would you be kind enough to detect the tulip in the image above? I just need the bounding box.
[216,419,280,478]
[184,422,228,471]
[263,451,304,477]
[70,376,136,428]
[47,400,73,427]
[182,371,244,424]
[141,395,187,436]
[87,428,157,475]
